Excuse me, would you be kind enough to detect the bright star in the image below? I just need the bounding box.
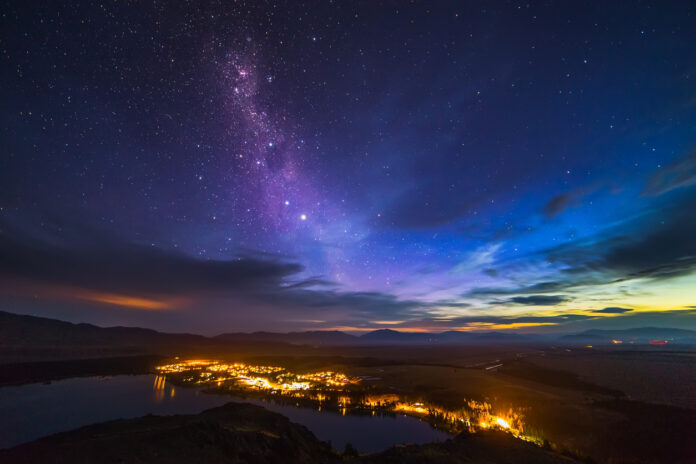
[300,214,307,221]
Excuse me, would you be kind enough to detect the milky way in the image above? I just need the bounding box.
[2,1,696,333]
[219,50,319,232]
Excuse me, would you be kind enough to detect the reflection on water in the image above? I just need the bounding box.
[153,374,176,402]
[0,374,451,453]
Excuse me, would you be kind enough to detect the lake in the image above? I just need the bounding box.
[0,375,450,453]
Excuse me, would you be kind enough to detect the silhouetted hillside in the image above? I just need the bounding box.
[363,429,578,464]
[0,310,211,362]
[0,310,206,346]
[215,330,359,345]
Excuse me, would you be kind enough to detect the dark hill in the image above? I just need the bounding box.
[359,329,433,344]
[363,430,577,464]
[215,330,359,345]
[358,329,535,345]
[0,310,206,346]
[0,310,211,362]
[0,402,337,464]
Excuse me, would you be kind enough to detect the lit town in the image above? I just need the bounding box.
[153,359,528,440]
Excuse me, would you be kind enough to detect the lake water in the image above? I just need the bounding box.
[0,375,450,453]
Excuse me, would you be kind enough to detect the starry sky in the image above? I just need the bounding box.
[2,1,696,334]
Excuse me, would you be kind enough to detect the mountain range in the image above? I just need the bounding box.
[2,310,695,360]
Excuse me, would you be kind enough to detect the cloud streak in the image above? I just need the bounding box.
[0,221,302,297]
[505,295,569,306]
[644,151,696,196]
[592,307,633,314]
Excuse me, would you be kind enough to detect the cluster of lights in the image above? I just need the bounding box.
[297,371,354,386]
[156,359,217,373]
[361,394,529,440]
[155,360,359,394]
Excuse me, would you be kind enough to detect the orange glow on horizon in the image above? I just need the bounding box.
[317,321,559,334]
[79,291,171,310]
[458,322,558,331]
[0,280,175,311]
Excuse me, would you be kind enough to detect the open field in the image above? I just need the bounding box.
[520,348,696,410]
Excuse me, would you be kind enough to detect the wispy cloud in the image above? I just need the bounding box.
[644,151,696,196]
[504,295,569,306]
[592,306,633,314]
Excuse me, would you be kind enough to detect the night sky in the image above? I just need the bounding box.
[2,1,696,334]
